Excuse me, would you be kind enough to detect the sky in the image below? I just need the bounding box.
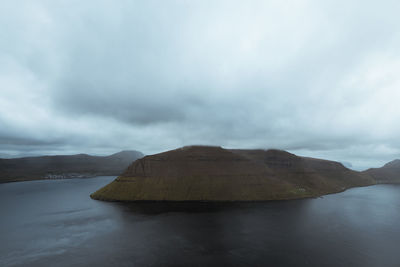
[1,0,400,170]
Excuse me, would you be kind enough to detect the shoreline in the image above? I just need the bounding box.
[90,181,389,203]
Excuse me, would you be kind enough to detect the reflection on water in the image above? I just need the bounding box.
[1,178,400,267]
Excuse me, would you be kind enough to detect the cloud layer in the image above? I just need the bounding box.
[1,0,400,170]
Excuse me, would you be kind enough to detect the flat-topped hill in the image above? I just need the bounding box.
[364,159,400,183]
[91,146,375,202]
[0,150,144,183]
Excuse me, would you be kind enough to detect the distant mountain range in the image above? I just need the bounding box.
[3,145,399,202]
[364,159,400,184]
[0,150,144,183]
[91,146,381,202]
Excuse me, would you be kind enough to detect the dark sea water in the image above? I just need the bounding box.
[1,177,400,267]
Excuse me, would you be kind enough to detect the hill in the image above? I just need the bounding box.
[364,159,400,183]
[90,146,375,202]
[0,150,144,183]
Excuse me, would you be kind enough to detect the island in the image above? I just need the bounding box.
[90,146,380,201]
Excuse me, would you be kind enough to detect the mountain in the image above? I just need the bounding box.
[341,161,353,169]
[90,146,375,202]
[0,150,144,183]
[364,159,400,183]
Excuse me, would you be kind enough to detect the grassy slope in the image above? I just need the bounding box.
[90,173,317,201]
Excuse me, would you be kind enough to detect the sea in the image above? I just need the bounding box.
[1,176,399,267]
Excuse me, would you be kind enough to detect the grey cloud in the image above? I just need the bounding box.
[1,0,400,170]
[0,136,63,146]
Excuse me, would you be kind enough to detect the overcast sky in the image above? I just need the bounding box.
[1,0,400,170]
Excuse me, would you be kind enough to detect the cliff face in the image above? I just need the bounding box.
[91,146,376,202]
[364,160,400,183]
[0,150,144,183]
